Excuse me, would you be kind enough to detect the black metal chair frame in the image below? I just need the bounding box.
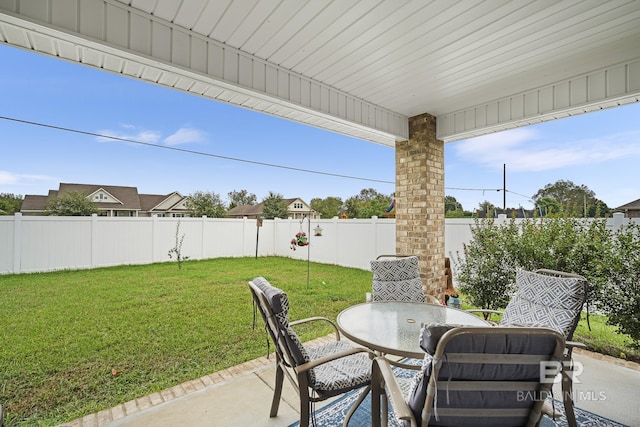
[249,279,374,427]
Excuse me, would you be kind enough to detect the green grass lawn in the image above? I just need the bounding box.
[1,257,637,426]
[0,257,372,427]
[573,312,640,362]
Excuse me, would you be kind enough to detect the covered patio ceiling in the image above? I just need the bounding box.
[1,0,640,147]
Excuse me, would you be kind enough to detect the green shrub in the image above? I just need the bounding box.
[454,218,518,311]
[454,216,640,345]
[601,222,640,345]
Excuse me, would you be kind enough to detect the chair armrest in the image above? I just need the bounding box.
[372,357,414,423]
[566,340,587,349]
[295,346,375,373]
[290,316,341,340]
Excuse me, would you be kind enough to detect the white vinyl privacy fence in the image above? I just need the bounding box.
[0,213,634,275]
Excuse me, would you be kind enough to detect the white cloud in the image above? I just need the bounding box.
[0,171,55,185]
[0,170,19,185]
[96,125,162,144]
[163,127,207,145]
[455,128,640,172]
[95,125,206,146]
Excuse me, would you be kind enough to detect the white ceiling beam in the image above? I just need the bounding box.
[437,59,640,142]
[0,0,405,146]
[2,0,640,146]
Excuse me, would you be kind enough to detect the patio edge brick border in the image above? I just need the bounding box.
[56,337,638,427]
[574,347,640,371]
[57,335,334,427]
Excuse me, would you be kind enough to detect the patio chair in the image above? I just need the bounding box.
[466,268,589,427]
[369,255,439,304]
[248,277,374,427]
[371,324,565,427]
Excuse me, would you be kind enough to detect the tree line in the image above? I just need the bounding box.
[0,188,396,218]
[0,179,616,218]
[446,179,612,218]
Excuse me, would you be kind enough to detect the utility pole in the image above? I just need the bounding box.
[503,163,506,210]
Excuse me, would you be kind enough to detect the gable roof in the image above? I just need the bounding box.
[226,204,262,217]
[20,195,50,212]
[139,194,170,212]
[226,198,317,218]
[615,198,640,210]
[21,183,187,215]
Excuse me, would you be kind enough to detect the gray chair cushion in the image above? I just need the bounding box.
[251,277,370,393]
[306,340,371,397]
[419,323,459,355]
[500,269,585,338]
[370,256,425,302]
[251,276,290,327]
[251,277,309,366]
[404,325,560,427]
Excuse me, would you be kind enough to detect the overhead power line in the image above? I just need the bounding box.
[1,115,395,184]
[447,186,501,192]
[0,115,530,197]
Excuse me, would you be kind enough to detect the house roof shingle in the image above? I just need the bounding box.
[616,198,640,210]
[226,204,262,217]
[57,183,142,210]
[20,195,49,211]
[21,183,187,215]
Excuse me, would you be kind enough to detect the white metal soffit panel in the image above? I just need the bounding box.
[1,0,640,144]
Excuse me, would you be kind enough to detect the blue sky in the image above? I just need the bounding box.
[1,43,639,212]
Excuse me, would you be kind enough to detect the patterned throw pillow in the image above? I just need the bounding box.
[370,256,425,302]
[500,269,586,338]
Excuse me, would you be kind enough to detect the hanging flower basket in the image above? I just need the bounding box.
[290,231,309,250]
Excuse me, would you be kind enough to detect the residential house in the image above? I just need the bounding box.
[226,198,319,220]
[21,183,190,217]
[614,198,640,218]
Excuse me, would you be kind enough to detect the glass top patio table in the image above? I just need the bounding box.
[337,301,489,359]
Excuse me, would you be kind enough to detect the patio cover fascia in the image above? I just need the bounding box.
[2,1,640,146]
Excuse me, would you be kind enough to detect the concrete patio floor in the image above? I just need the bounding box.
[58,337,640,427]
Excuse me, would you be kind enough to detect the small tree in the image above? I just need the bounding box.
[0,193,23,215]
[186,191,226,217]
[454,218,519,312]
[532,179,610,217]
[445,195,463,213]
[227,189,257,210]
[261,192,288,219]
[344,188,392,218]
[45,191,99,216]
[310,196,343,218]
[167,221,189,269]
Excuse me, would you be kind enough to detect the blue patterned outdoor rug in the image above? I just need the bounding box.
[288,366,629,427]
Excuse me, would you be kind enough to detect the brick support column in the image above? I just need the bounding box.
[395,113,445,300]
